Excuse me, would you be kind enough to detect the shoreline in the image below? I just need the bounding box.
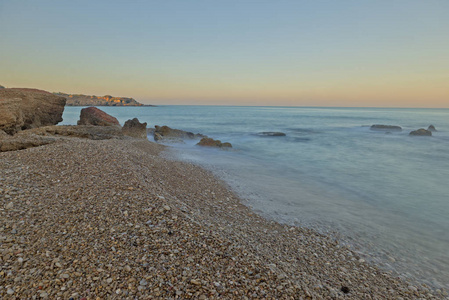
[1,137,446,299]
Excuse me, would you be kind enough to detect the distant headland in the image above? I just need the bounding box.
[53,92,155,107]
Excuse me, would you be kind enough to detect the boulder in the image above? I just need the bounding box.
[0,88,66,135]
[370,125,402,131]
[197,137,232,148]
[77,107,120,126]
[409,129,432,136]
[258,132,286,137]
[153,125,205,142]
[427,125,437,132]
[122,118,147,139]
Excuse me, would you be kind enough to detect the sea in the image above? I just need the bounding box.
[62,106,449,290]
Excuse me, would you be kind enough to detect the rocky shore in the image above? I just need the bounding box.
[1,136,446,299]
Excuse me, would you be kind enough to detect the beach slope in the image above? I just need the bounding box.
[0,138,442,299]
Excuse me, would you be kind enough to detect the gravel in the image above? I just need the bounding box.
[0,138,447,299]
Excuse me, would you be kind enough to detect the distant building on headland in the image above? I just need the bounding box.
[53,92,153,107]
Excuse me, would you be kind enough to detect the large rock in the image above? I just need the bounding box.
[0,88,66,135]
[122,118,147,139]
[77,107,120,126]
[370,125,402,131]
[409,129,432,136]
[153,125,205,142]
[197,137,232,148]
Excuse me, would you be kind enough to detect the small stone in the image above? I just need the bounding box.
[116,289,121,294]
[11,228,17,234]
[61,273,70,279]
[163,205,171,211]
[82,256,88,262]
[7,288,14,295]
[107,278,113,284]
[139,279,148,286]
[40,292,49,298]
[124,265,131,272]
[341,286,350,294]
[18,257,24,263]
[191,279,201,285]
[5,202,13,209]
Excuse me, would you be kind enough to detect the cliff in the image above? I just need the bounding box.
[53,92,152,106]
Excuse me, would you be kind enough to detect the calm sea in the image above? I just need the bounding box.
[62,106,449,289]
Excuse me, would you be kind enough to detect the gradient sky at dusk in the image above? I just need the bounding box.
[1,0,448,107]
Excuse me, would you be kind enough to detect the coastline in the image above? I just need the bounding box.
[0,138,446,299]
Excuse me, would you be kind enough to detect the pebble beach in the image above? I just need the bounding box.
[1,137,447,299]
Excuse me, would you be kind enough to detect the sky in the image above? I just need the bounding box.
[1,0,448,107]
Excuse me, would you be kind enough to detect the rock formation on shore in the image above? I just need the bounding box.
[410,128,432,136]
[370,124,402,131]
[153,125,205,142]
[122,118,147,139]
[77,107,120,126]
[197,137,232,148]
[54,92,150,106]
[0,88,66,135]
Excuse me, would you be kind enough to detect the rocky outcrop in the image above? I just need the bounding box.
[0,85,5,89]
[0,125,126,152]
[54,92,151,106]
[0,131,56,152]
[258,132,286,137]
[370,125,402,131]
[77,107,120,126]
[122,118,147,139]
[0,88,66,135]
[197,137,232,148]
[153,125,205,142]
[427,125,437,132]
[409,129,432,136]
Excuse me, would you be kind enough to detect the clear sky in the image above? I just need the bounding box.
[1,0,448,107]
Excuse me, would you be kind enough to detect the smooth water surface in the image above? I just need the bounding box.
[62,106,449,289]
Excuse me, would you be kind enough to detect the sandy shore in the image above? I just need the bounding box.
[0,138,446,299]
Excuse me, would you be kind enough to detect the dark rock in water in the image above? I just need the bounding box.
[410,128,432,136]
[77,107,120,126]
[0,88,66,135]
[258,132,286,137]
[153,125,205,142]
[427,125,437,132]
[122,118,147,139]
[370,125,402,131]
[197,137,232,148]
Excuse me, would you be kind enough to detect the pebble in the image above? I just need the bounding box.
[7,288,14,295]
[5,202,13,209]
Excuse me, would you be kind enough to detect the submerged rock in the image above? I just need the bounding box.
[77,107,120,126]
[0,88,66,135]
[427,125,437,132]
[197,137,232,148]
[258,132,286,137]
[409,128,432,136]
[122,118,147,139]
[370,125,402,131]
